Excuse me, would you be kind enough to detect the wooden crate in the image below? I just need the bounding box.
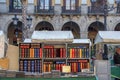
[0,58,9,70]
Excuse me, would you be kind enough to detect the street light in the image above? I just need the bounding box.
[12,14,32,40]
[91,0,120,60]
[12,0,32,41]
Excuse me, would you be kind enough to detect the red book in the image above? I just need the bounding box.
[39,48,42,58]
[63,48,66,58]
[51,48,54,58]
[60,48,63,58]
[21,48,24,58]
[72,48,75,58]
[56,64,59,70]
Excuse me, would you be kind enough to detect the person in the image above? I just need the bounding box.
[114,47,120,65]
[113,47,120,80]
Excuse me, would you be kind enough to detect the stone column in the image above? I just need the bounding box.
[21,0,28,40]
[80,31,88,39]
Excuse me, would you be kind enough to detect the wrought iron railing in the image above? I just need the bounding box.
[88,6,104,15]
[35,6,54,15]
[61,6,81,15]
[9,5,22,13]
[116,6,120,14]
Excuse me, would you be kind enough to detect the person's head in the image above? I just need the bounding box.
[116,48,120,54]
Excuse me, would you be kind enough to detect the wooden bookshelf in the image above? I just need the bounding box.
[43,44,67,72]
[19,39,91,73]
[19,43,42,73]
[66,39,91,73]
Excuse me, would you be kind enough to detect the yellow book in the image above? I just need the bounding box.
[87,62,90,69]
[70,48,72,58]
[30,48,34,58]
[43,63,46,72]
[79,49,82,58]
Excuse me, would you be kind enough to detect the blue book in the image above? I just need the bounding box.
[31,60,35,72]
[24,60,27,72]
[78,62,81,72]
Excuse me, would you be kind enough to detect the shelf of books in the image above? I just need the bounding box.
[19,43,42,73]
[19,39,91,73]
[43,44,67,72]
[67,39,91,73]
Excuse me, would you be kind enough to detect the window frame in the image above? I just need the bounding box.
[37,0,52,10]
[9,0,22,13]
[63,0,78,11]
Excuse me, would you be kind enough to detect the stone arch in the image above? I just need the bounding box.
[87,21,104,42]
[7,21,23,45]
[62,21,80,39]
[114,23,120,31]
[35,21,54,31]
[113,20,120,31]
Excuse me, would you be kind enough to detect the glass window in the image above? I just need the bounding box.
[55,0,60,4]
[0,0,6,2]
[13,0,22,9]
[108,0,114,4]
[39,0,50,10]
[65,0,76,10]
[81,0,87,4]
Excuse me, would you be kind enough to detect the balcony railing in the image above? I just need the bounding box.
[9,5,22,13]
[88,6,104,15]
[35,6,54,15]
[116,6,120,14]
[61,6,81,15]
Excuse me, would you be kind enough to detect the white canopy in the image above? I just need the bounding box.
[95,31,120,44]
[73,39,92,46]
[24,38,31,43]
[0,31,8,58]
[31,31,74,43]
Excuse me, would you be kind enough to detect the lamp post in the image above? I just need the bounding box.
[91,0,120,60]
[12,0,32,41]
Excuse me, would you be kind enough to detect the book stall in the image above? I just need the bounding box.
[94,31,120,80]
[18,31,93,78]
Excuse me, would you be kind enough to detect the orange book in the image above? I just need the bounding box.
[79,49,82,58]
[43,63,46,72]
[80,63,83,70]
[72,48,75,58]
[87,62,90,69]
[70,48,72,58]
[30,48,34,58]
[48,63,51,72]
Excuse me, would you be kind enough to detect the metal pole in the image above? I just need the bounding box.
[104,2,107,31]
[103,1,108,60]
[21,0,28,41]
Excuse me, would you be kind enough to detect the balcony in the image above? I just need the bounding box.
[61,6,81,15]
[116,6,120,14]
[35,6,54,15]
[88,6,104,15]
[9,5,22,13]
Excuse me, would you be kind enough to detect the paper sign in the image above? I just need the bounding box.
[62,66,71,73]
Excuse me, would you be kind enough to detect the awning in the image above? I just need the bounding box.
[31,31,74,43]
[24,38,31,43]
[0,31,8,58]
[73,39,92,46]
[95,31,120,44]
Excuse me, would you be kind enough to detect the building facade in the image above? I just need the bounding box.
[0,0,120,46]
